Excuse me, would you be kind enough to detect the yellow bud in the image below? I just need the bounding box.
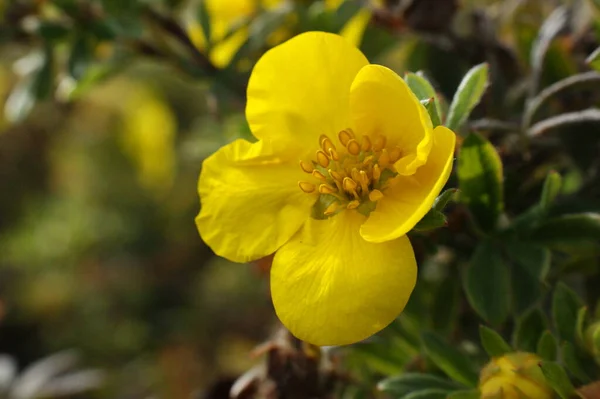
[479,353,552,399]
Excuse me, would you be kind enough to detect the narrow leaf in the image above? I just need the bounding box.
[378,373,463,397]
[446,63,489,132]
[514,308,547,352]
[531,213,600,244]
[434,188,458,212]
[506,241,550,314]
[540,171,562,213]
[413,210,447,232]
[464,241,510,326]
[539,361,577,399]
[552,283,584,342]
[479,325,512,357]
[447,390,479,399]
[586,46,600,71]
[528,108,600,137]
[561,341,592,383]
[421,332,478,387]
[425,98,442,127]
[406,72,444,123]
[536,330,557,361]
[197,0,212,46]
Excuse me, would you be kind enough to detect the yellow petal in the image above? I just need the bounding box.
[246,32,369,152]
[196,139,314,263]
[271,211,417,346]
[349,64,433,176]
[339,9,372,48]
[209,27,250,69]
[360,125,456,243]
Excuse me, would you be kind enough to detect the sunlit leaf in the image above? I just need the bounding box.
[446,63,489,133]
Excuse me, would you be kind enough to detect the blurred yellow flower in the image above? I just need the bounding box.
[480,353,553,399]
[120,88,176,196]
[196,32,455,346]
[188,0,377,68]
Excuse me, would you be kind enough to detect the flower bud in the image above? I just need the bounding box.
[479,353,552,399]
[584,321,600,359]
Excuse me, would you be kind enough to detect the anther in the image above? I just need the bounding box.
[316,150,330,168]
[312,169,327,180]
[328,169,343,182]
[378,148,390,167]
[346,139,361,156]
[361,135,372,152]
[389,147,402,163]
[298,181,315,193]
[319,183,337,194]
[347,200,360,210]
[373,135,387,152]
[351,168,361,183]
[338,129,354,146]
[363,155,374,165]
[369,189,384,202]
[321,136,336,153]
[324,202,339,216]
[328,148,340,161]
[299,160,314,173]
[343,177,358,191]
[373,164,381,181]
[359,170,370,193]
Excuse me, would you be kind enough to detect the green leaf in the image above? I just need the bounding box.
[514,308,547,352]
[378,373,463,397]
[434,188,458,212]
[536,330,557,361]
[445,63,489,132]
[539,361,577,399]
[464,241,510,326]
[413,210,447,232]
[405,71,444,121]
[479,326,512,357]
[506,242,550,315]
[420,332,478,387]
[540,171,562,213]
[197,0,212,47]
[431,277,459,335]
[457,133,503,232]
[531,213,600,244]
[586,46,600,71]
[576,307,588,346]
[552,282,584,342]
[404,390,449,399]
[424,98,442,127]
[447,390,480,399]
[561,341,592,383]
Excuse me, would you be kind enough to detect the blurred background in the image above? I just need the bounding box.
[1,0,599,398]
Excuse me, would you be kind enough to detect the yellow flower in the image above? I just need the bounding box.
[479,353,553,399]
[188,0,376,68]
[195,32,456,346]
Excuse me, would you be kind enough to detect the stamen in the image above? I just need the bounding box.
[343,177,358,191]
[373,164,381,181]
[389,147,402,163]
[324,202,339,216]
[363,155,374,166]
[312,169,327,180]
[346,139,361,156]
[319,183,337,194]
[361,135,372,152]
[321,136,336,153]
[328,169,343,182]
[351,168,361,183]
[347,200,360,210]
[328,148,340,161]
[299,160,314,173]
[369,189,384,202]
[338,129,354,146]
[373,135,387,152]
[378,148,390,167]
[299,181,315,193]
[316,150,330,168]
[359,170,370,193]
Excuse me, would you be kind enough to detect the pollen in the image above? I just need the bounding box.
[298,129,401,218]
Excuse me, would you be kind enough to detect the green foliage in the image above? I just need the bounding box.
[539,361,577,399]
[479,325,512,357]
[457,133,503,232]
[420,332,478,387]
[445,63,489,133]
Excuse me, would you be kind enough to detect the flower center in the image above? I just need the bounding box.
[298,128,401,218]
